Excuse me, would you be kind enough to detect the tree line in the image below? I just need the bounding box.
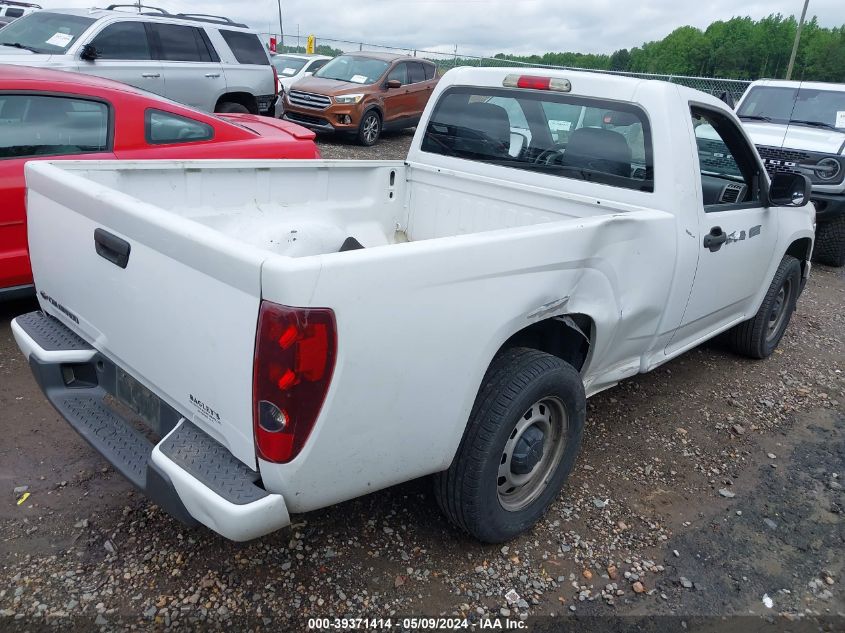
[492,14,845,82]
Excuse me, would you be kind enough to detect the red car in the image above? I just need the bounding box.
[0,64,318,298]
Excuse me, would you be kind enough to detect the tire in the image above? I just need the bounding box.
[726,255,802,359]
[434,348,586,543]
[357,110,381,146]
[216,102,250,114]
[812,215,845,267]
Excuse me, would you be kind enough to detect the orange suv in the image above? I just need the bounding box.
[282,52,439,145]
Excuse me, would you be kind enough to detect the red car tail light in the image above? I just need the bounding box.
[273,65,280,94]
[253,301,337,463]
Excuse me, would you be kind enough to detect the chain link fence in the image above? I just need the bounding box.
[261,33,751,101]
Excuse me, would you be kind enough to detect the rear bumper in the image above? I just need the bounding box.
[811,193,845,222]
[11,311,290,542]
[0,283,36,302]
[259,94,282,118]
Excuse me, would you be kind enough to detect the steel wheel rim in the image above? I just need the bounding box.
[497,396,568,512]
[766,278,792,342]
[363,115,379,143]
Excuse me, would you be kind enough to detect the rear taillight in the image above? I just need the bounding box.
[253,301,337,463]
[273,66,280,94]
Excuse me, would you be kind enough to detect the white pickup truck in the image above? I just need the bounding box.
[13,67,815,543]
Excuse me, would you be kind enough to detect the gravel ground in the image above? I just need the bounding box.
[315,129,415,160]
[0,134,842,631]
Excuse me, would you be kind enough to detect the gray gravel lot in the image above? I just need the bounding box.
[315,129,415,160]
[0,134,842,631]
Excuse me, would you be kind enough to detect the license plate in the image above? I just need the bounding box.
[116,368,162,431]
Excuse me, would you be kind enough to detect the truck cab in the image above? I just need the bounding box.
[736,79,845,266]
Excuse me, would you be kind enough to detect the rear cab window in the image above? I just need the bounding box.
[145,109,214,144]
[421,86,654,192]
[0,94,111,158]
[219,30,270,65]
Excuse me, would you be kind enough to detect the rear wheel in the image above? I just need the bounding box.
[726,255,801,359]
[357,111,381,146]
[434,348,586,543]
[812,215,845,267]
[216,102,250,114]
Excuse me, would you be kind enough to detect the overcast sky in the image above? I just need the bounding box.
[37,0,845,56]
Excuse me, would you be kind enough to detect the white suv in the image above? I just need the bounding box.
[270,53,331,93]
[0,4,280,116]
[0,1,40,20]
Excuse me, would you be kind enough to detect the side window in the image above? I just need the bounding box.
[151,24,212,62]
[387,63,408,86]
[309,59,328,73]
[0,95,110,158]
[692,106,761,210]
[145,109,214,144]
[408,62,425,84]
[90,21,151,60]
[6,8,24,17]
[219,30,270,65]
[423,63,437,80]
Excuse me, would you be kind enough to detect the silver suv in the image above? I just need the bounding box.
[0,4,280,116]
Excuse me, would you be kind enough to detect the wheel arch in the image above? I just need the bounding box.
[496,314,595,373]
[785,236,813,274]
[361,103,384,122]
[215,92,259,115]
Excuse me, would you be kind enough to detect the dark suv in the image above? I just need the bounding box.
[282,52,438,145]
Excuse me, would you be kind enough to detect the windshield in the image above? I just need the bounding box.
[0,12,95,54]
[272,55,308,76]
[738,86,845,130]
[314,55,389,85]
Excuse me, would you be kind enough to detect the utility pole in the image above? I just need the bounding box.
[786,0,809,80]
[276,0,284,46]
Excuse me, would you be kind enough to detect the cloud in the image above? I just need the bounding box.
[37,0,845,57]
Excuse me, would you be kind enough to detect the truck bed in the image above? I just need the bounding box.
[40,159,630,258]
[24,157,671,476]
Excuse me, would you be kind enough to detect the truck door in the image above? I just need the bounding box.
[383,62,412,124]
[666,105,778,354]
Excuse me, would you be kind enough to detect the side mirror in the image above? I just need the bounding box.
[718,90,735,109]
[386,79,401,89]
[769,173,811,207]
[80,44,100,61]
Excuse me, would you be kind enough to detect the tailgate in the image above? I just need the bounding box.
[24,161,263,467]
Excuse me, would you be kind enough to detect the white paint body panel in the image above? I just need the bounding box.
[23,67,815,532]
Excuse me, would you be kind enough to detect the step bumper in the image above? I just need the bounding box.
[12,311,290,542]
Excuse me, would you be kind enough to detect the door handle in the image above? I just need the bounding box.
[141,73,160,78]
[703,226,728,252]
[204,73,221,78]
[94,228,131,269]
